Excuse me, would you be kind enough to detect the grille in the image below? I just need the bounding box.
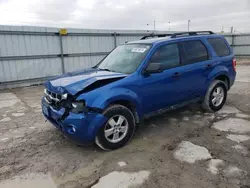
[44,89,63,106]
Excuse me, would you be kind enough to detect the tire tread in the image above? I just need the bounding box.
[95,104,135,150]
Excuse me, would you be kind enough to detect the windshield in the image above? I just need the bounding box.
[97,44,151,74]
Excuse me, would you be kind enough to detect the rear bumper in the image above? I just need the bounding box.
[41,98,107,145]
[229,72,236,89]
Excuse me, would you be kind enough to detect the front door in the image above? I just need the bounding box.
[138,43,182,115]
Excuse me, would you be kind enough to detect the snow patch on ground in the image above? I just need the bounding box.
[224,166,243,177]
[226,134,250,143]
[194,114,202,119]
[218,106,240,114]
[1,128,27,141]
[92,171,150,188]
[1,138,9,142]
[213,118,250,133]
[236,113,249,118]
[168,118,178,123]
[117,161,127,167]
[0,173,56,188]
[0,117,11,122]
[183,117,189,121]
[12,113,25,117]
[207,159,224,175]
[0,93,21,109]
[174,141,212,163]
[232,144,248,154]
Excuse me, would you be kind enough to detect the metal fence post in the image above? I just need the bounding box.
[232,34,235,53]
[59,33,65,74]
[113,32,117,48]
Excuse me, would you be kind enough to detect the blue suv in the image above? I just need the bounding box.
[42,31,236,150]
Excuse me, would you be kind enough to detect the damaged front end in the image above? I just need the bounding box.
[43,88,89,120]
[42,72,126,145]
[43,75,126,119]
[42,88,108,145]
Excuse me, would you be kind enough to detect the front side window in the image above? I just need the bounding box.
[181,40,209,65]
[207,38,230,57]
[97,44,151,74]
[149,43,180,70]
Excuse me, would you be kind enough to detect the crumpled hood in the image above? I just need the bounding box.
[44,68,127,95]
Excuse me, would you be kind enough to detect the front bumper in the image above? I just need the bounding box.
[41,98,107,145]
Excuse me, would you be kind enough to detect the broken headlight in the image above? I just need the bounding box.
[62,93,68,100]
[71,100,86,113]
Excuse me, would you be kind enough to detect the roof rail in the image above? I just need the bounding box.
[140,33,172,40]
[140,31,215,40]
[170,31,215,38]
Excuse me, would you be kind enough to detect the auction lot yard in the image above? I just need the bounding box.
[0,64,250,188]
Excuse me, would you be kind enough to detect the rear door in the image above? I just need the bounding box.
[176,39,214,101]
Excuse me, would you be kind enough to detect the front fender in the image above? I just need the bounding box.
[92,88,143,118]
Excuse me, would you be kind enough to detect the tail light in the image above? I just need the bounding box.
[232,58,236,71]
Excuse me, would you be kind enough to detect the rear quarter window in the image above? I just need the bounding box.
[207,38,231,57]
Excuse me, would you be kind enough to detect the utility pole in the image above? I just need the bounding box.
[153,20,156,33]
[188,20,191,31]
[230,26,234,34]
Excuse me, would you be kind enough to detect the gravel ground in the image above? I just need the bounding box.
[0,65,249,188]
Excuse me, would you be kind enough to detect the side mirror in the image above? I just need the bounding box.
[144,63,162,74]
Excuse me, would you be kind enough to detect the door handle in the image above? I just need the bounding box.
[172,72,180,77]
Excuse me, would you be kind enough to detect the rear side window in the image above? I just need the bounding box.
[150,43,180,70]
[207,38,230,57]
[181,40,209,65]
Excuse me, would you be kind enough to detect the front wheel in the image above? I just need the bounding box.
[201,80,227,112]
[95,105,136,150]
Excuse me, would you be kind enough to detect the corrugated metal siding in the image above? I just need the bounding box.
[234,35,250,45]
[89,36,114,52]
[234,46,250,55]
[0,25,249,89]
[0,58,62,82]
[0,25,60,57]
[116,36,142,45]
[0,34,60,56]
[63,36,91,54]
[63,36,114,54]
[224,36,233,45]
[64,55,105,72]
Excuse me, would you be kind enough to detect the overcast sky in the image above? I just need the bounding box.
[0,0,249,32]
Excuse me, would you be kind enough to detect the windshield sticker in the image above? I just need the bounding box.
[132,48,147,53]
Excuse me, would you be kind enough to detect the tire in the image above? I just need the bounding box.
[95,105,136,150]
[201,80,227,112]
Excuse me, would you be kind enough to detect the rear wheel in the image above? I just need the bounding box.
[95,105,136,150]
[201,80,227,112]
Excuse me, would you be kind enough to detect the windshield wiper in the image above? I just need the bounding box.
[97,68,113,72]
